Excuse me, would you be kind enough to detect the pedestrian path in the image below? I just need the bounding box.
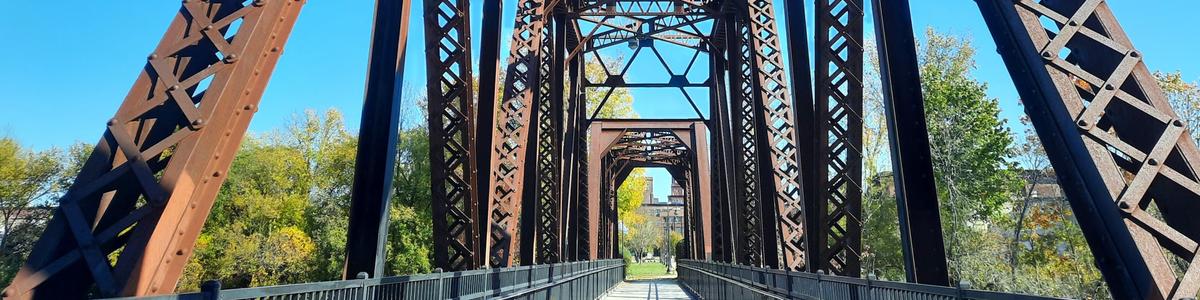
[601,279,695,300]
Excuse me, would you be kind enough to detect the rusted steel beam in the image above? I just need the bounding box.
[488,0,554,268]
[426,0,482,272]
[813,0,864,277]
[346,0,413,279]
[979,0,1200,298]
[871,0,949,286]
[740,0,807,272]
[3,0,304,297]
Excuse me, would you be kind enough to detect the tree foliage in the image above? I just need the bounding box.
[0,137,87,286]
[861,29,1109,298]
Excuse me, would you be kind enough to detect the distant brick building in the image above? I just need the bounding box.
[637,179,685,231]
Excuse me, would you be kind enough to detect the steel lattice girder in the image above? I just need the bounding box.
[519,12,562,265]
[812,0,864,277]
[979,0,1200,298]
[2,0,304,297]
[488,0,556,267]
[740,0,807,272]
[425,0,483,271]
[726,14,766,267]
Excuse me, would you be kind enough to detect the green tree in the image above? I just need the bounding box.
[0,137,83,286]
[180,109,354,289]
[916,29,1022,285]
[1157,70,1200,142]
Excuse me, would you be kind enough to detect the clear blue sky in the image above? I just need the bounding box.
[2,1,1197,200]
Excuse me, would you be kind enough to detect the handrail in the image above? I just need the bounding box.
[111,259,624,300]
[677,260,1064,300]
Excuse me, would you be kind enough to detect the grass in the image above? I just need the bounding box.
[625,261,670,280]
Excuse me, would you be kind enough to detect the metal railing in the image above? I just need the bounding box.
[677,260,1063,300]
[115,259,624,300]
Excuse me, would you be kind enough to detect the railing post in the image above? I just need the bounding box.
[866,273,875,300]
[434,268,444,299]
[356,272,369,300]
[200,280,221,300]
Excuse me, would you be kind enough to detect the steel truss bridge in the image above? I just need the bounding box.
[1,0,1198,299]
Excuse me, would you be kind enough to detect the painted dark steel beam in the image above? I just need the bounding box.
[870,0,949,286]
[813,0,864,277]
[977,0,1200,298]
[476,0,504,269]
[346,0,414,279]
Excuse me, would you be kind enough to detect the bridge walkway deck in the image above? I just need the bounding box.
[601,279,696,300]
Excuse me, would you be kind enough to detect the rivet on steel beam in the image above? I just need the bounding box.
[203,25,213,31]
[1174,120,1185,127]
[107,119,118,126]
[148,53,159,60]
[177,250,185,256]
[244,104,255,111]
[1118,201,1131,209]
[271,47,280,53]
[191,119,205,129]
[213,171,222,177]
[224,54,239,63]
[1104,84,1115,91]
[1130,51,1141,58]
[129,153,143,162]
[253,0,267,6]
[1067,20,1078,26]
[1148,158,1159,166]
[150,287,157,293]
[1077,119,1090,129]
[169,85,180,91]
[1041,51,1054,60]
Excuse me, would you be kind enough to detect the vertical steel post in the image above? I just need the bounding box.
[346,0,414,279]
[726,14,763,267]
[870,0,949,286]
[476,0,504,269]
[425,0,481,271]
[813,0,864,277]
[489,0,552,267]
[741,0,808,271]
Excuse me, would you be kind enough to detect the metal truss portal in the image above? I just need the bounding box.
[13,0,1200,299]
[3,0,304,297]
